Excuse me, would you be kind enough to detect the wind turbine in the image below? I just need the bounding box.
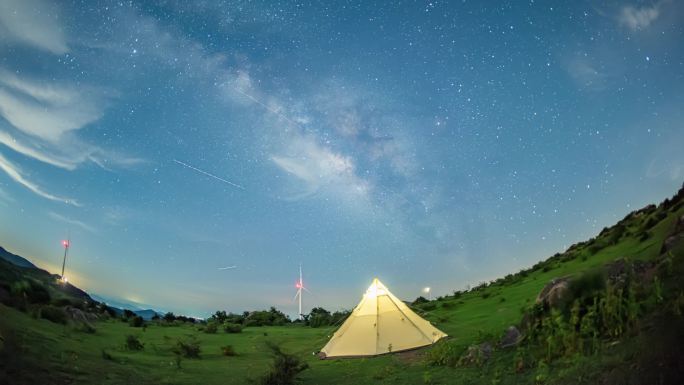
[60,235,70,283]
[293,264,309,320]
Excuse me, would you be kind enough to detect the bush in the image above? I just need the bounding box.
[125,335,144,351]
[245,307,290,327]
[481,292,491,299]
[425,340,462,367]
[221,345,237,356]
[40,305,67,324]
[11,280,51,304]
[223,323,243,333]
[122,309,135,320]
[420,302,437,311]
[258,343,309,385]
[204,322,218,334]
[172,338,200,358]
[129,316,144,327]
[101,349,113,361]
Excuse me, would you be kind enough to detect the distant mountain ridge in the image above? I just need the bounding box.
[90,293,163,320]
[0,245,162,319]
[0,246,36,269]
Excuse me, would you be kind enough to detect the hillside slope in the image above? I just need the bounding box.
[0,184,683,385]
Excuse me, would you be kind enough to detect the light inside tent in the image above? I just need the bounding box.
[365,280,387,299]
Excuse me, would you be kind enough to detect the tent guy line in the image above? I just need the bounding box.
[172,159,245,190]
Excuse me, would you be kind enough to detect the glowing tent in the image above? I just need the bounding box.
[320,278,447,358]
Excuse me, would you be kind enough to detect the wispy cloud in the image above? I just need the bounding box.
[0,152,78,205]
[0,71,104,143]
[0,0,68,54]
[47,211,96,233]
[566,55,607,91]
[618,3,661,31]
[271,135,370,201]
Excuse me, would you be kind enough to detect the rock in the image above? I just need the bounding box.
[500,326,522,348]
[604,258,653,287]
[536,277,571,308]
[64,306,99,328]
[459,342,492,366]
[660,214,684,254]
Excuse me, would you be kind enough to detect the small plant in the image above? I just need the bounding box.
[258,343,309,385]
[221,345,237,356]
[101,349,113,361]
[652,276,664,304]
[172,338,200,358]
[129,316,144,327]
[125,335,144,351]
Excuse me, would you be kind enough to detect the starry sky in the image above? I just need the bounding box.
[0,0,683,318]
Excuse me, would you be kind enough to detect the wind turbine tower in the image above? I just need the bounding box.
[294,264,308,320]
[60,237,70,283]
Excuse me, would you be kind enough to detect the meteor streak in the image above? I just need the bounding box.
[173,159,245,190]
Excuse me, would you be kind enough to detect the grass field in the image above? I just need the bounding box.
[1,190,683,384]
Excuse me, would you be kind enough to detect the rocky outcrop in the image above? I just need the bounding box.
[536,276,571,308]
[500,326,522,348]
[661,214,684,254]
[459,342,492,366]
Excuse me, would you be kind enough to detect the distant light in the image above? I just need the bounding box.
[423,287,431,293]
[61,276,68,283]
[62,240,69,248]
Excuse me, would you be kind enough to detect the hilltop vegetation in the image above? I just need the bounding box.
[1,184,683,384]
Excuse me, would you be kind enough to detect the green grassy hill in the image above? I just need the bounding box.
[1,185,683,385]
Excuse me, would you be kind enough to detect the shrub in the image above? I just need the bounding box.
[39,305,67,324]
[221,345,237,356]
[481,292,491,299]
[172,338,200,358]
[204,322,218,334]
[425,340,461,367]
[420,302,437,311]
[224,323,243,333]
[125,335,144,351]
[568,269,606,303]
[102,349,113,361]
[122,309,135,320]
[258,343,309,385]
[11,280,50,304]
[129,316,144,327]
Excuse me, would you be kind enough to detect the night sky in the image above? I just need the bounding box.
[0,0,682,317]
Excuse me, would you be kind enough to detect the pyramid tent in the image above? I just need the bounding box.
[320,278,447,358]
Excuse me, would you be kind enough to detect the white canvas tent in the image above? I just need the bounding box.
[320,278,447,358]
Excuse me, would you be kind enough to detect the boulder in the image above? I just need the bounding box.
[500,326,522,348]
[536,277,571,308]
[459,342,492,366]
[661,215,684,254]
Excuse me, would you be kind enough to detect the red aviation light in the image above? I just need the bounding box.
[62,240,69,248]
